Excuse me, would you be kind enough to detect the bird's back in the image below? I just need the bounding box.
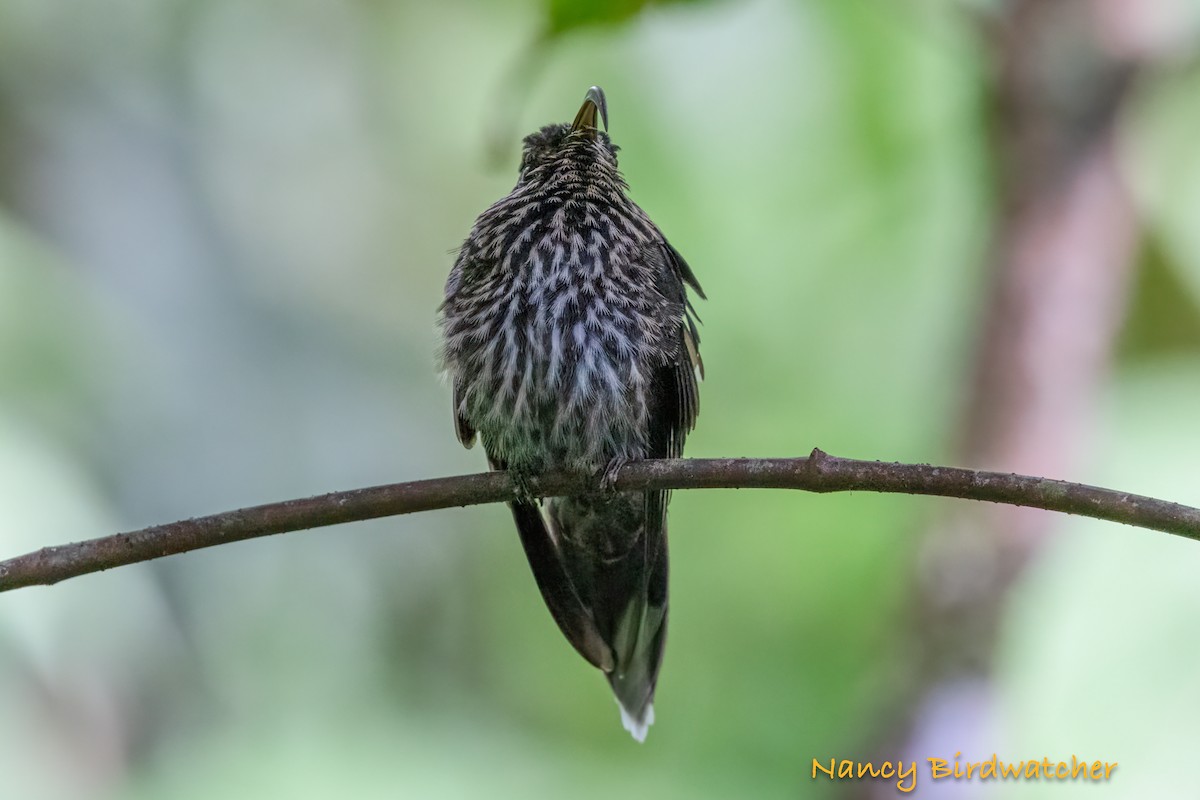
[438,88,702,741]
[442,190,683,472]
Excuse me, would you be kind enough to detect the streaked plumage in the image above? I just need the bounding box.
[438,86,703,741]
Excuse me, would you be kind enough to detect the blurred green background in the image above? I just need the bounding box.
[2,0,1200,797]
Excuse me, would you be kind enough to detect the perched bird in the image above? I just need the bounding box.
[439,86,703,741]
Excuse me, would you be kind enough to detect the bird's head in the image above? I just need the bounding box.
[517,86,620,184]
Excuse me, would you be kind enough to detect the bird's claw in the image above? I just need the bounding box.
[598,457,629,493]
[510,471,540,506]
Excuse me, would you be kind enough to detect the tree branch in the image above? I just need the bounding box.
[2,449,1197,594]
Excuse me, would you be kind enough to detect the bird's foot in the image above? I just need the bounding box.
[598,456,629,493]
[509,469,541,506]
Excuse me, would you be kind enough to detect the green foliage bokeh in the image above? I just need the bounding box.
[0,0,1198,798]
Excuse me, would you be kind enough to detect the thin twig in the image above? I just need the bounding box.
[1,449,1197,594]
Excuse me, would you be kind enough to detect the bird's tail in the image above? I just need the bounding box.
[549,491,670,742]
[606,596,667,742]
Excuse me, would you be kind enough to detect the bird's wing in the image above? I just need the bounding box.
[452,381,477,449]
[442,246,482,449]
[655,240,703,448]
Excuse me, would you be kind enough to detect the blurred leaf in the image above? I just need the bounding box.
[544,0,648,34]
[542,0,705,38]
[1118,236,1200,359]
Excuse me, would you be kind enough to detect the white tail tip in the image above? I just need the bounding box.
[618,699,655,743]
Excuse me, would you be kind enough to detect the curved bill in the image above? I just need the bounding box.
[570,86,608,135]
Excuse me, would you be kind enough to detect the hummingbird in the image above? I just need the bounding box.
[439,86,703,741]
